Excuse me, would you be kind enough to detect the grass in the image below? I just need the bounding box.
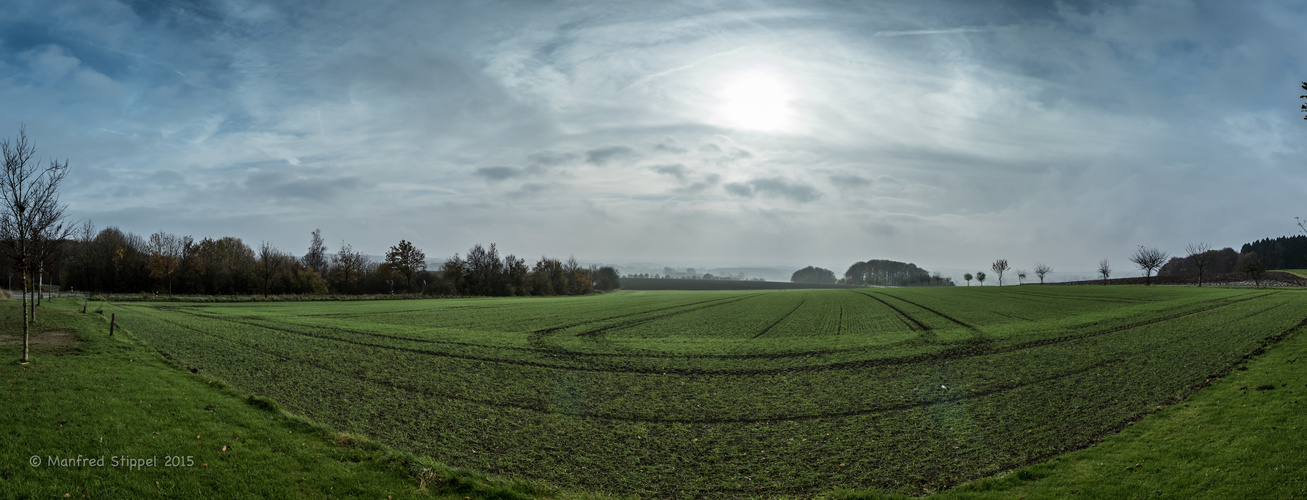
[8,287,1306,498]
[927,294,1307,499]
[0,298,608,499]
[91,286,1307,498]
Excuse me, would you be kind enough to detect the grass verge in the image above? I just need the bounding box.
[0,298,613,499]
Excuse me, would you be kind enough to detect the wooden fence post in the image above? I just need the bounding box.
[82,299,87,314]
[110,313,115,336]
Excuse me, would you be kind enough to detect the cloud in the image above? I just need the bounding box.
[653,137,687,154]
[828,174,871,188]
[677,173,721,194]
[748,177,822,203]
[723,182,754,198]
[527,150,578,167]
[873,27,989,37]
[475,166,525,181]
[585,145,638,166]
[6,0,1305,271]
[243,168,372,202]
[511,182,551,197]
[21,45,81,81]
[649,163,690,180]
[724,177,821,203]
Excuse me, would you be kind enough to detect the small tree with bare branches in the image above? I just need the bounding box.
[1185,242,1213,287]
[1034,263,1052,284]
[991,259,1009,286]
[1129,246,1169,286]
[1098,259,1111,285]
[0,126,72,363]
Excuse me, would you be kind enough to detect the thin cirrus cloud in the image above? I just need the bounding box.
[0,0,1303,274]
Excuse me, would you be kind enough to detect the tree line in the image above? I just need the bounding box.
[841,259,954,287]
[27,224,620,297]
[1238,235,1307,271]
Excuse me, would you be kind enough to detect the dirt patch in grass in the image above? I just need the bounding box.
[0,330,83,348]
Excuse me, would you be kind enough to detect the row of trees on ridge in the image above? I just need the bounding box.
[32,224,620,297]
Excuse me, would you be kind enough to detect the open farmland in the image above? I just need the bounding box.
[104,286,1307,497]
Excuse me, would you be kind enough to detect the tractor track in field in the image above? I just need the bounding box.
[569,293,763,338]
[104,288,1307,500]
[875,292,981,332]
[750,298,807,339]
[857,293,931,331]
[163,325,1127,425]
[135,291,1266,377]
[133,308,1307,439]
[529,294,758,336]
[126,302,889,361]
[125,291,1273,377]
[993,311,1033,322]
[837,306,843,336]
[993,292,1273,353]
[1002,289,1149,304]
[126,304,1307,428]
[1236,300,1288,320]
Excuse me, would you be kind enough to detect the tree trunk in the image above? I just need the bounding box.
[21,273,30,363]
[29,272,37,322]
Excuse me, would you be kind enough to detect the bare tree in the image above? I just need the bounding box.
[1017,269,1027,284]
[1098,259,1111,285]
[1034,263,1053,284]
[329,241,368,293]
[147,231,183,295]
[976,271,986,286]
[1129,246,1169,285]
[256,241,287,297]
[73,219,96,295]
[302,229,328,274]
[991,259,1009,286]
[0,125,72,363]
[963,273,973,286]
[1185,242,1213,287]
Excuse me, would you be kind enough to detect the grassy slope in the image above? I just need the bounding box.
[914,293,1307,499]
[0,298,605,499]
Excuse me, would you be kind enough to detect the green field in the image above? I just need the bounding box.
[98,286,1306,497]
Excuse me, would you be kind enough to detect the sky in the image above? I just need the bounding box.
[3,0,1306,279]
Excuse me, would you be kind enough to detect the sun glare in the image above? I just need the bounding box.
[714,70,797,133]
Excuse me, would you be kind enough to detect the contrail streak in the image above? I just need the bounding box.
[873,27,987,37]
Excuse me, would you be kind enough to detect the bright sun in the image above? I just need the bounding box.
[714,70,796,133]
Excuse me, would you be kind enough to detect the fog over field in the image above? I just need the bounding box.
[2,0,1305,274]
